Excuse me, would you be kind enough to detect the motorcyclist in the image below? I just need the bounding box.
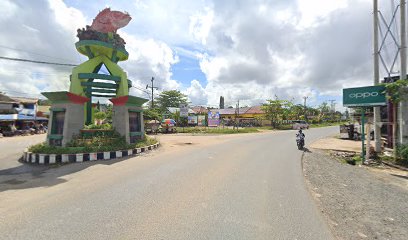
[296,129,305,148]
[296,129,305,139]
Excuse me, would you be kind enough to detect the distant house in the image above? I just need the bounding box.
[191,106,208,115]
[10,96,38,116]
[0,94,47,131]
[0,93,19,114]
[211,106,266,125]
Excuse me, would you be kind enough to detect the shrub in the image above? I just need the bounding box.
[84,123,112,130]
[396,144,408,166]
[134,135,158,148]
[94,111,107,121]
[29,135,158,154]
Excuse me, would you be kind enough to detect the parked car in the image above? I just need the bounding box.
[292,120,309,130]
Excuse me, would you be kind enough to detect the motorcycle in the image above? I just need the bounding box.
[296,134,305,150]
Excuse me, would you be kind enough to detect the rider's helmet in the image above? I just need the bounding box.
[299,129,302,133]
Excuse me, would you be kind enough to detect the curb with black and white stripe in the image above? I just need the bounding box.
[23,143,160,165]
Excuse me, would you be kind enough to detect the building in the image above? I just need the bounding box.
[0,93,48,134]
[211,106,266,126]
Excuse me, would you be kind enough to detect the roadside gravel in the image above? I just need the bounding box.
[303,149,408,240]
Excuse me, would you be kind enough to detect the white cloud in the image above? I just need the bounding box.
[0,0,382,110]
[0,0,18,22]
[189,8,214,45]
[296,0,348,28]
[184,80,207,105]
[119,32,180,94]
[48,0,87,35]
[0,0,181,102]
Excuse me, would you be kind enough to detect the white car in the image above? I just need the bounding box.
[292,120,309,130]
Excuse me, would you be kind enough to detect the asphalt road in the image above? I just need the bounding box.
[0,134,46,172]
[0,127,337,240]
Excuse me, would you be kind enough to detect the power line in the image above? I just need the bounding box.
[0,56,78,67]
[0,45,78,62]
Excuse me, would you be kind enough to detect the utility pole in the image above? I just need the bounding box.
[146,77,158,109]
[400,0,408,144]
[373,0,382,152]
[303,96,308,121]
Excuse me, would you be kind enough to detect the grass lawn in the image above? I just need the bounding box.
[176,126,260,134]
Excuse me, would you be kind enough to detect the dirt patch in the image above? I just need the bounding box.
[310,137,370,153]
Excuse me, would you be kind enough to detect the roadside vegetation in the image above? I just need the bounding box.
[378,144,408,167]
[29,133,158,154]
[176,127,259,134]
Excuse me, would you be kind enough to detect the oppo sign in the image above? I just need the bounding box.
[349,92,379,99]
[343,85,386,107]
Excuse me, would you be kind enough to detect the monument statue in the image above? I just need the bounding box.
[42,8,148,146]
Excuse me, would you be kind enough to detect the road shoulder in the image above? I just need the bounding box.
[302,149,408,240]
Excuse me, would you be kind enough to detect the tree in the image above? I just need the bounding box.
[143,108,162,120]
[383,79,408,157]
[318,102,330,123]
[261,96,292,128]
[288,104,304,120]
[155,90,188,113]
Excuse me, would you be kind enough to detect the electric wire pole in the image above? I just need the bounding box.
[373,0,382,152]
[146,77,158,109]
[399,0,408,145]
[303,96,309,121]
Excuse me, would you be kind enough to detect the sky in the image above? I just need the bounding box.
[0,0,401,110]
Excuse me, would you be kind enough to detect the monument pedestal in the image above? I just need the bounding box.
[110,95,147,144]
[42,92,89,146]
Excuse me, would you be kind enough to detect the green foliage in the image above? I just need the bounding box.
[84,123,113,130]
[134,135,158,148]
[155,90,188,112]
[143,108,162,120]
[177,127,259,134]
[397,144,408,162]
[94,111,107,121]
[105,105,113,122]
[382,79,408,103]
[261,96,292,128]
[29,135,158,154]
[29,142,86,154]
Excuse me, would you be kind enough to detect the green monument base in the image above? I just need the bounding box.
[42,91,89,146]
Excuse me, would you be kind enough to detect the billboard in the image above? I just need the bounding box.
[179,103,188,117]
[197,115,206,126]
[207,111,220,126]
[188,116,198,125]
[343,85,386,107]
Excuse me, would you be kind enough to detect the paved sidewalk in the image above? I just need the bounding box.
[303,149,408,240]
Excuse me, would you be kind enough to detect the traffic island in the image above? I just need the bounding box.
[23,141,159,165]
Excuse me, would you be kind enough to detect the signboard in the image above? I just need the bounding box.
[343,85,386,107]
[188,116,198,125]
[207,111,220,126]
[197,115,206,126]
[179,103,188,117]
